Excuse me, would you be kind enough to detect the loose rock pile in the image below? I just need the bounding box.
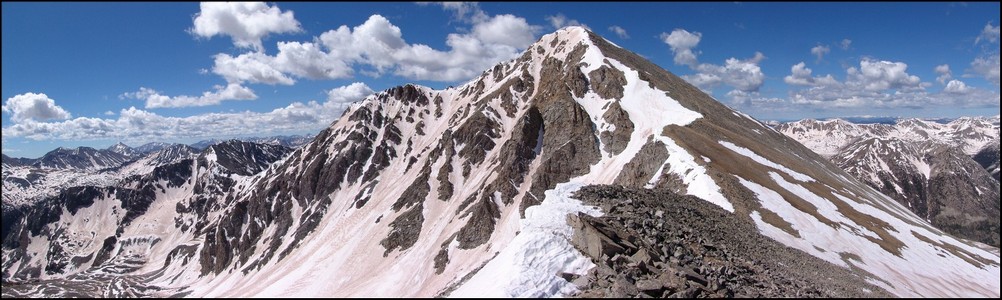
[566,185,891,298]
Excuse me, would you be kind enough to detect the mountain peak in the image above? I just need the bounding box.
[518,25,603,63]
[107,141,132,151]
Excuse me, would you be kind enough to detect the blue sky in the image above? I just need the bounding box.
[2,2,999,158]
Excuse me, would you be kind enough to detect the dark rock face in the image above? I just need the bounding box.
[435,131,456,202]
[202,140,292,176]
[924,145,1000,247]
[380,203,425,256]
[452,105,501,177]
[455,196,501,249]
[2,154,34,168]
[3,177,31,189]
[197,135,335,275]
[523,47,602,216]
[600,102,635,156]
[974,141,1000,182]
[381,163,433,254]
[566,185,891,298]
[613,139,668,188]
[588,64,626,100]
[150,160,194,189]
[148,144,198,167]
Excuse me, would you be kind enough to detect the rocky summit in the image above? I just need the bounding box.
[2,27,999,298]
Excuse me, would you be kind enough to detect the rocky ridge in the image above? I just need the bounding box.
[566,185,891,298]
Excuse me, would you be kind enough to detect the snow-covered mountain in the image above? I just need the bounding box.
[106,142,140,159]
[1,142,291,293]
[27,146,133,171]
[244,134,315,149]
[135,142,176,154]
[776,116,999,158]
[832,137,1000,246]
[0,142,277,213]
[2,27,999,298]
[777,116,1001,246]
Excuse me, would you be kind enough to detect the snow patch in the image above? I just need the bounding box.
[450,182,601,297]
[720,141,815,182]
[653,137,733,212]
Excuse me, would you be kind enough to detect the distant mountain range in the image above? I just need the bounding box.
[2,135,312,210]
[776,116,1000,246]
[189,134,314,150]
[771,115,987,125]
[2,134,314,168]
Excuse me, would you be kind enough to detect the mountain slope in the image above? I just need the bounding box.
[2,27,998,298]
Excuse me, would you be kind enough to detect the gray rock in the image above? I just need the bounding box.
[635,279,662,291]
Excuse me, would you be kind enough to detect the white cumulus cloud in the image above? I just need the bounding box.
[435,2,489,24]
[781,58,998,109]
[783,62,839,86]
[327,82,374,103]
[969,54,1000,86]
[686,52,767,93]
[840,39,852,50]
[943,80,972,94]
[210,12,539,84]
[660,29,702,67]
[976,22,1000,44]
[608,25,629,39]
[212,51,296,85]
[121,84,257,109]
[811,45,830,62]
[2,93,72,123]
[661,29,766,98]
[4,83,374,142]
[545,13,589,31]
[968,22,1000,86]
[850,59,924,91]
[935,64,952,84]
[189,2,302,52]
